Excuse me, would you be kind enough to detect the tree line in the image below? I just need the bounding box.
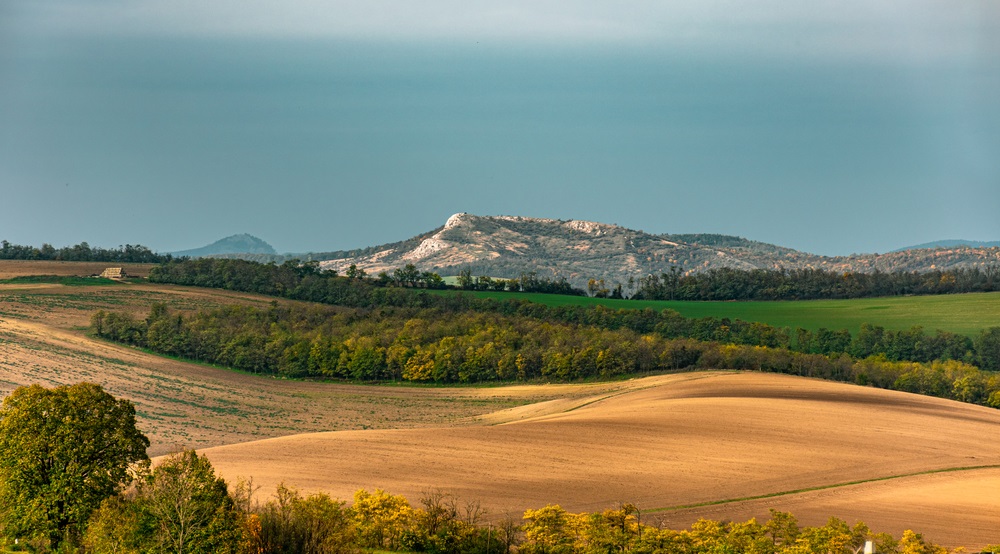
[1,383,984,553]
[633,266,1000,301]
[92,301,1000,408]
[148,256,1000,304]
[149,258,585,297]
[0,240,174,263]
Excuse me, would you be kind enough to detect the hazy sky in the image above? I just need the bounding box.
[2,1,998,255]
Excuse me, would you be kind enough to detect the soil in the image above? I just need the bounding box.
[199,372,1000,549]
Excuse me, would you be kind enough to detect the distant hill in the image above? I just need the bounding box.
[314,213,1000,287]
[894,239,1000,251]
[170,234,277,258]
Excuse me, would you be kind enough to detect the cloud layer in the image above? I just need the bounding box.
[9,1,998,62]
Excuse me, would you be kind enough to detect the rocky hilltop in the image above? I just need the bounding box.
[317,213,1000,287]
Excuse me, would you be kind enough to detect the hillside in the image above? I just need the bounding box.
[201,372,1000,549]
[170,233,277,258]
[316,213,1000,287]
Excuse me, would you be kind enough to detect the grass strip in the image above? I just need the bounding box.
[0,275,120,286]
[429,289,1000,337]
[644,464,1000,513]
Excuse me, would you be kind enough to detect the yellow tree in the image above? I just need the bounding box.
[352,489,415,550]
[522,505,575,554]
[898,530,948,554]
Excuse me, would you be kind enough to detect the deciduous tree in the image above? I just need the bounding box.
[134,449,242,553]
[0,383,149,549]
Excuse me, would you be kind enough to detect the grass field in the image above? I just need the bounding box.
[435,289,1000,336]
[0,275,122,286]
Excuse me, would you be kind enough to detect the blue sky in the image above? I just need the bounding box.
[1,1,998,255]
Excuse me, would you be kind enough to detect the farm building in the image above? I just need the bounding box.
[99,267,128,280]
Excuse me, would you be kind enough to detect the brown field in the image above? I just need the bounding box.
[200,373,1000,548]
[2,261,999,549]
[0,260,157,279]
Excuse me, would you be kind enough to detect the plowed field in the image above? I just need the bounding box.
[200,372,1000,548]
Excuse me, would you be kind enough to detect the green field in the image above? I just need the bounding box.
[435,290,1000,337]
[0,275,120,287]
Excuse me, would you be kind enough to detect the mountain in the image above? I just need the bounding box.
[894,239,1000,251]
[170,234,277,258]
[316,213,1000,287]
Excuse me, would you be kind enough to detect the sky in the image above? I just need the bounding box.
[1,1,998,256]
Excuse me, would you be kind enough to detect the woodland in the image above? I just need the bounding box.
[90,259,1000,407]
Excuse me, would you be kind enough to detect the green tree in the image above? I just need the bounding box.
[420,271,446,289]
[0,383,149,549]
[345,264,366,280]
[975,326,1000,371]
[256,484,357,554]
[133,449,242,553]
[82,495,142,554]
[393,264,420,287]
[457,268,474,290]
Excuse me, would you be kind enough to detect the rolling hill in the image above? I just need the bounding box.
[201,372,1000,549]
[312,213,1000,288]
